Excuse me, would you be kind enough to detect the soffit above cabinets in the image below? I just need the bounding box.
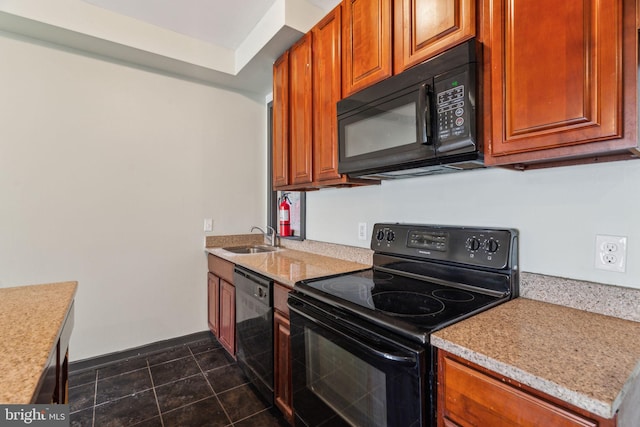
[0,0,340,97]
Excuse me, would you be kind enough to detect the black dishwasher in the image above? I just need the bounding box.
[234,266,274,405]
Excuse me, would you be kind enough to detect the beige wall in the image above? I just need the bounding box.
[0,33,267,360]
[307,161,640,290]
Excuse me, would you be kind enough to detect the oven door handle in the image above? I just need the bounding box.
[289,299,418,366]
[348,332,417,365]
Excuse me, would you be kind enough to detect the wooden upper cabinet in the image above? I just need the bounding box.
[394,0,475,73]
[342,0,392,97]
[312,6,344,184]
[289,33,314,186]
[272,51,289,188]
[483,0,638,167]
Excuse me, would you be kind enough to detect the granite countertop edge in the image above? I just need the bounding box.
[0,281,77,404]
[431,334,615,418]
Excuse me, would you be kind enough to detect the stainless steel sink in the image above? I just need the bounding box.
[222,245,278,254]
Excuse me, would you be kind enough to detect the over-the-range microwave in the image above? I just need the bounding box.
[337,39,483,179]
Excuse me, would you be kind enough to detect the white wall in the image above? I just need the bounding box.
[0,34,266,360]
[306,160,640,289]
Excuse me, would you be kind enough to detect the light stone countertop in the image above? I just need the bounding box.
[206,246,370,287]
[431,298,640,420]
[0,281,77,403]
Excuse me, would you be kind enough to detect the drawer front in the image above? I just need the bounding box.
[439,352,603,427]
[207,254,234,284]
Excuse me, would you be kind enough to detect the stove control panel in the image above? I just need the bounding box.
[408,230,447,252]
[371,223,517,270]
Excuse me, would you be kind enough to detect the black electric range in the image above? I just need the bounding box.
[288,223,519,427]
[295,223,518,344]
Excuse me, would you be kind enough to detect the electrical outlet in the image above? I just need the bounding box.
[594,235,627,272]
[358,222,367,240]
[204,218,213,232]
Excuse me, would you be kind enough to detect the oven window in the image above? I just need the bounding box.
[305,328,387,427]
[344,102,417,158]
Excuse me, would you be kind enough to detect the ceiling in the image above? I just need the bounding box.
[83,0,339,50]
[0,0,342,97]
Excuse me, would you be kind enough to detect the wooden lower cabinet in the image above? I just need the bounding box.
[218,279,236,357]
[207,273,219,336]
[437,350,616,427]
[274,283,294,425]
[207,254,236,358]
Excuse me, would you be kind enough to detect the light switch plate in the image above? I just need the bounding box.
[358,222,367,240]
[204,218,213,232]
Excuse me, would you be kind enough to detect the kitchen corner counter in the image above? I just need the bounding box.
[0,281,77,403]
[205,246,370,287]
[431,298,640,420]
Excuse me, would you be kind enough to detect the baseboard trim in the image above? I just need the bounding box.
[69,330,213,373]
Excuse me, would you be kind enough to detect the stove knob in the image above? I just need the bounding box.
[466,237,481,251]
[484,239,500,253]
[386,230,395,242]
[376,229,385,241]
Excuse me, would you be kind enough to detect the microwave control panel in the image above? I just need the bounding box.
[434,65,476,152]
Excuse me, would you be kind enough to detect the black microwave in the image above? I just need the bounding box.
[337,39,483,179]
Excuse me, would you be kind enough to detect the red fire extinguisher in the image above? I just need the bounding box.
[279,193,291,237]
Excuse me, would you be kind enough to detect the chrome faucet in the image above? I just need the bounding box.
[251,225,277,247]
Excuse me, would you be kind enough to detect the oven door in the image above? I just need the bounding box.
[288,293,427,427]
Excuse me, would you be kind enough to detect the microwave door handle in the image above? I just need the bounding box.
[419,83,432,145]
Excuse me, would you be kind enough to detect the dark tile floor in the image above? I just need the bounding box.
[68,335,289,427]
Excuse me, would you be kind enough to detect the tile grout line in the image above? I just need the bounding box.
[92,370,98,427]
[147,358,165,427]
[72,338,272,426]
[189,345,236,426]
[233,407,276,425]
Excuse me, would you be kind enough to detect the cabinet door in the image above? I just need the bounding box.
[312,5,344,184]
[483,0,637,166]
[274,310,293,425]
[342,0,392,97]
[207,273,220,336]
[438,350,616,427]
[219,280,236,357]
[289,33,313,185]
[394,0,475,73]
[273,51,289,188]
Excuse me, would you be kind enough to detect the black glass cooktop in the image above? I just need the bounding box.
[296,269,505,344]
